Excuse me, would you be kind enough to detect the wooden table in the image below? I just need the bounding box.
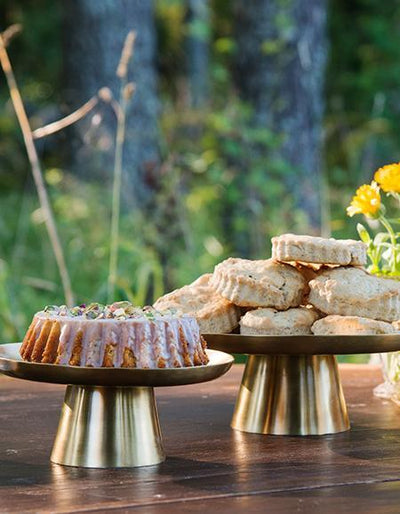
[1,364,400,513]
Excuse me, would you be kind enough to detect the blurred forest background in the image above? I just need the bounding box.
[1,0,400,354]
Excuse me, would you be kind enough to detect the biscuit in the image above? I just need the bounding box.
[240,306,320,336]
[272,234,367,266]
[154,274,240,333]
[308,267,400,322]
[312,315,395,335]
[210,258,307,309]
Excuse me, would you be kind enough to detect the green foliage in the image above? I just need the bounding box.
[326,0,400,188]
[159,101,307,287]
[0,0,62,189]
[357,222,393,274]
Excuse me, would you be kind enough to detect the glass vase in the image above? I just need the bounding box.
[374,351,400,406]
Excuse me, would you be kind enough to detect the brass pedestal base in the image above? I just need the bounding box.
[231,355,350,435]
[51,385,164,468]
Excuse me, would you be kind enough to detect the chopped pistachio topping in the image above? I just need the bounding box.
[42,302,174,320]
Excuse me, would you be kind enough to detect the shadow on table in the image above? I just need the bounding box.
[160,455,236,474]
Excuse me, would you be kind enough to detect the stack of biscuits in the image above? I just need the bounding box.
[154,234,400,336]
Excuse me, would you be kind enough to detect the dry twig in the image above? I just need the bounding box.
[32,87,122,139]
[1,24,22,47]
[116,31,136,78]
[32,96,99,139]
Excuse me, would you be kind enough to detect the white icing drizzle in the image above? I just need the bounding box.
[58,323,72,365]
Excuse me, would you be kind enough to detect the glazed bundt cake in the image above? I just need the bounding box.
[20,302,209,368]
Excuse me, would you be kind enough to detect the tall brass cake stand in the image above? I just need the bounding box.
[0,343,233,468]
[204,333,400,436]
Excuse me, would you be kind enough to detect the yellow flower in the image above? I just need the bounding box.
[347,183,381,218]
[374,162,400,193]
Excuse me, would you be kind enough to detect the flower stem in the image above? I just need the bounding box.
[380,215,396,242]
[379,214,398,273]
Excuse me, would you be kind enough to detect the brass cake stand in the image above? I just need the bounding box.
[0,343,233,468]
[204,333,400,436]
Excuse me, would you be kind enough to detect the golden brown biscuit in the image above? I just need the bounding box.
[308,267,400,322]
[312,315,395,335]
[272,234,367,266]
[240,306,320,336]
[210,258,307,309]
[154,274,240,333]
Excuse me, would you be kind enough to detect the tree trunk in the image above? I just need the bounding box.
[234,0,328,232]
[62,0,159,206]
[186,0,210,107]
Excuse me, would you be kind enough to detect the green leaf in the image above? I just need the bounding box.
[214,37,236,55]
[261,39,285,55]
[357,223,371,243]
[187,19,210,40]
[374,232,391,245]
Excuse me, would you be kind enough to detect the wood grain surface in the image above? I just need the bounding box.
[1,364,400,513]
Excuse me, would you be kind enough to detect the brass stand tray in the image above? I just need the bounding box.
[203,333,400,437]
[0,343,233,468]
